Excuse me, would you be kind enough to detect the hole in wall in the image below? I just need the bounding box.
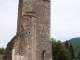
[29,32,31,34]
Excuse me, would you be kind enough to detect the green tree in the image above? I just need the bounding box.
[78,51,80,60]
[70,43,75,59]
[52,39,71,60]
[64,41,75,60]
[65,40,69,49]
[0,47,6,55]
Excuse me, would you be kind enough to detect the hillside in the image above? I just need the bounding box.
[68,37,80,56]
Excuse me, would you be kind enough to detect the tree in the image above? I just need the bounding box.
[78,51,80,60]
[64,41,75,60]
[52,39,71,60]
[70,43,75,59]
[0,47,6,55]
[65,40,69,49]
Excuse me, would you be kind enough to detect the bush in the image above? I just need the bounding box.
[0,47,6,55]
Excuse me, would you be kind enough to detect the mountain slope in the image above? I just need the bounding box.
[68,37,80,56]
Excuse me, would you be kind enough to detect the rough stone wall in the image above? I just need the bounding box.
[5,0,52,60]
[35,0,52,60]
[4,34,18,60]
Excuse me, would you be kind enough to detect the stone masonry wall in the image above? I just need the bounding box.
[5,0,52,60]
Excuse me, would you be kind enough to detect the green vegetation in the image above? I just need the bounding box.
[52,38,79,60]
[0,47,6,55]
[52,37,80,60]
[78,51,80,60]
[68,37,80,56]
[64,41,75,60]
[52,38,72,60]
[69,43,75,59]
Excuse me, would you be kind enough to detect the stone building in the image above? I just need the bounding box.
[5,0,52,60]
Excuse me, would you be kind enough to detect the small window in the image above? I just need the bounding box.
[42,50,46,60]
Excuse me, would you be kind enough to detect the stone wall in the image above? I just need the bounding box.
[5,0,52,60]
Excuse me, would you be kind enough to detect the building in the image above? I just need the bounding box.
[5,0,52,60]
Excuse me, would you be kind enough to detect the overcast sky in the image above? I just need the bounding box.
[0,0,80,47]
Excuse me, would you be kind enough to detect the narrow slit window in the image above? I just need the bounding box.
[43,50,46,60]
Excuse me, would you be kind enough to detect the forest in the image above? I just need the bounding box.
[52,38,80,60]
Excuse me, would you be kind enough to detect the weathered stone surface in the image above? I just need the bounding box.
[0,59,5,60]
[5,0,52,60]
[0,54,5,59]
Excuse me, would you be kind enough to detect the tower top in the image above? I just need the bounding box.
[17,0,50,33]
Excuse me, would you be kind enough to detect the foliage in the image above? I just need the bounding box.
[78,51,80,60]
[64,41,75,59]
[70,43,75,59]
[65,41,74,59]
[68,37,80,56]
[52,38,71,60]
[0,47,6,55]
[65,40,69,49]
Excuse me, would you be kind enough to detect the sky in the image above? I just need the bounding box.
[0,0,80,47]
[51,0,80,40]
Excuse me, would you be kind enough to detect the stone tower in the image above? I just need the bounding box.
[5,0,52,60]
